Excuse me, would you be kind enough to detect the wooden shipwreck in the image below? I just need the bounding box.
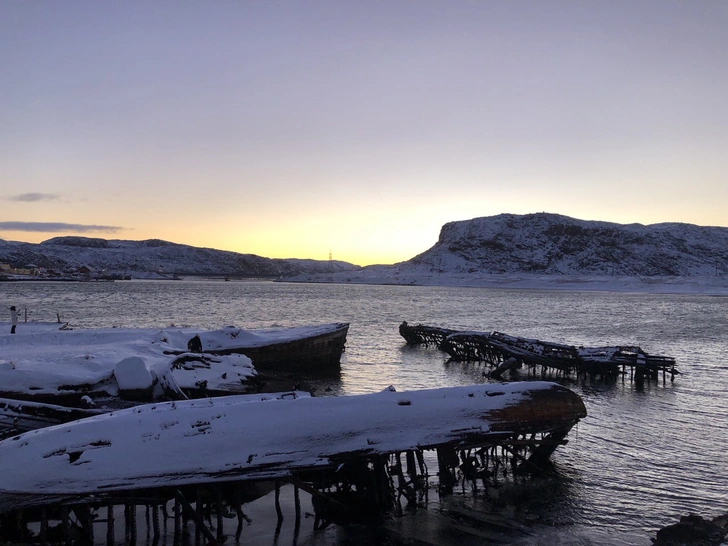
[0,323,349,442]
[400,322,678,382]
[183,322,349,377]
[0,383,585,543]
[0,322,348,403]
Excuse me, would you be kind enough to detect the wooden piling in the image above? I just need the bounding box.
[152,504,160,542]
[275,480,284,523]
[106,504,114,546]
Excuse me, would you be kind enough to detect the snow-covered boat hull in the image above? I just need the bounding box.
[0,382,585,513]
[0,322,349,405]
[204,321,349,376]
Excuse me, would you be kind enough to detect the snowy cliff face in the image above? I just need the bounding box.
[0,237,359,277]
[406,213,728,276]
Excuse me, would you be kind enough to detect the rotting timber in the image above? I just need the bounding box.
[0,383,586,544]
[400,322,679,383]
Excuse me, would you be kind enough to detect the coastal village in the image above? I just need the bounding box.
[0,263,124,282]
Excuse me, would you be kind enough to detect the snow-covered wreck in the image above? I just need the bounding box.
[0,322,348,404]
[0,382,586,538]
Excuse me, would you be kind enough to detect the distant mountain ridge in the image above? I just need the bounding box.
[0,236,358,277]
[3,213,727,282]
[406,213,728,276]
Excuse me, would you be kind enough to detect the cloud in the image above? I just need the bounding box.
[0,222,124,233]
[7,193,61,202]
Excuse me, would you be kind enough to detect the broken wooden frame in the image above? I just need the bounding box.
[400,322,679,383]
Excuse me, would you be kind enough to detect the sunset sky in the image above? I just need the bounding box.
[2,1,727,266]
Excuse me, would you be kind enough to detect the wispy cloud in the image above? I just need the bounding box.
[0,222,123,233]
[7,193,61,202]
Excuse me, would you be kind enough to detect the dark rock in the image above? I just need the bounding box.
[653,513,727,546]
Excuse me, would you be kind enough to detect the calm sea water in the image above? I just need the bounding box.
[3,280,727,545]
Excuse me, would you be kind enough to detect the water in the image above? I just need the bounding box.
[3,280,728,545]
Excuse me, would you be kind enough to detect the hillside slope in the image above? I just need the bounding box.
[0,237,358,277]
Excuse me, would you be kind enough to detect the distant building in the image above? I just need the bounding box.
[77,265,96,278]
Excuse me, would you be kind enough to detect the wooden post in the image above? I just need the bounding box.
[275,480,284,524]
[436,446,457,494]
[106,504,114,546]
[39,507,48,546]
[173,497,181,545]
[77,505,94,545]
[294,484,301,527]
[293,484,301,541]
[124,504,130,544]
[195,488,202,546]
[129,503,137,546]
[406,450,417,479]
[174,490,218,546]
[61,506,70,546]
[215,488,224,544]
[416,450,427,477]
[152,504,160,542]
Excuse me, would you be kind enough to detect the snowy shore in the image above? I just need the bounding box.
[286,270,728,296]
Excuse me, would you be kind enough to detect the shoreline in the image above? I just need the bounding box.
[283,272,728,296]
[4,272,728,296]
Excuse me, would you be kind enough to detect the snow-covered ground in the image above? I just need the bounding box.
[288,269,728,295]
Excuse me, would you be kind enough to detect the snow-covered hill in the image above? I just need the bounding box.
[289,213,728,294]
[5,214,728,293]
[0,236,358,278]
[410,213,728,276]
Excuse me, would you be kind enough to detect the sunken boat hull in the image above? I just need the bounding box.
[0,382,585,514]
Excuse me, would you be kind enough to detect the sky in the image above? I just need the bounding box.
[1,1,727,266]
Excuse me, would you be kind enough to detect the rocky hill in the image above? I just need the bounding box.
[0,236,358,278]
[5,214,727,285]
[286,213,728,293]
[407,213,728,276]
